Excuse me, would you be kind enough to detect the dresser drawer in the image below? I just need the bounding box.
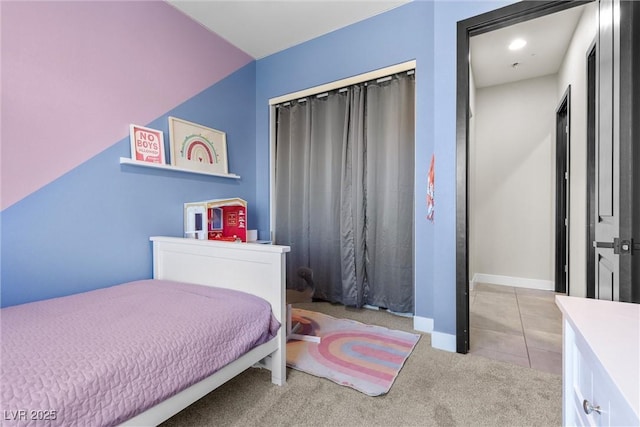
[558,296,640,427]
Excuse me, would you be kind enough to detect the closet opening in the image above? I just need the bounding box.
[269,61,416,314]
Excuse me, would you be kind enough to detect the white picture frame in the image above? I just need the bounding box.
[129,124,165,164]
[168,117,229,175]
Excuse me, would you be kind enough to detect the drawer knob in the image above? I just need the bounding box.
[583,399,602,415]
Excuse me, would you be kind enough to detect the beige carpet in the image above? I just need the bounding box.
[161,302,562,426]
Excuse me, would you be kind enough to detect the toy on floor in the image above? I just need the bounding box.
[287,267,321,343]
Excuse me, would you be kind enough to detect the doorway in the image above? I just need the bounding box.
[457,0,638,353]
[455,0,596,354]
[269,62,416,313]
[555,87,570,294]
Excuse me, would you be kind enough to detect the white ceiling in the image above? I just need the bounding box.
[167,0,410,59]
[168,1,591,87]
[471,3,591,88]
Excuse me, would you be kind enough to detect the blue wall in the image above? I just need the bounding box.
[430,0,514,338]
[1,63,257,307]
[255,0,514,343]
[255,0,437,329]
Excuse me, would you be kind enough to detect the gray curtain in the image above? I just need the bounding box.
[363,75,415,312]
[275,73,415,313]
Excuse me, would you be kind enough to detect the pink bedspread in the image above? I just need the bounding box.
[1,280,279,426]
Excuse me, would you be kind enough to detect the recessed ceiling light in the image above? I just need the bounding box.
[509,39,527,50]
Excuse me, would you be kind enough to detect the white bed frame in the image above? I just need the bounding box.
[121,236,290,426]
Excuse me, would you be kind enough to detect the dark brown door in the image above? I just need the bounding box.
[586,43,597,298]
[593,0,638,301]
[555,90,570,294]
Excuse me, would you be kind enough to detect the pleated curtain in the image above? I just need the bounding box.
[275,73,415,313]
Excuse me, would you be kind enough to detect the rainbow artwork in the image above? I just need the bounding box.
[169,117,228,175]
[181,134,219,165]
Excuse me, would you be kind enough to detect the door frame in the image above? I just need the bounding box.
[455,0,594,354]
[555,86,571,294]
[586,41,597,298]
[629,0,640,302]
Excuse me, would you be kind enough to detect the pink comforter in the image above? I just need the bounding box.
[1,280,279,426]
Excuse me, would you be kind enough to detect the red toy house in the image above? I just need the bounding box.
[184,198,247,242]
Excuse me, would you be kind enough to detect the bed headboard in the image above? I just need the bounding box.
[150,237,290,324]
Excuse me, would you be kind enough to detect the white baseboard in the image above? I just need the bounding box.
[471,273,554,291]
[413,317,455,353]
[431,331,456,352]
[413,315,433,333]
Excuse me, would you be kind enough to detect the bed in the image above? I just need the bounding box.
[0,236,289,426]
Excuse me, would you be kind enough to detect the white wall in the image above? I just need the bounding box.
[557,3,597,298]
[471,74,558,284]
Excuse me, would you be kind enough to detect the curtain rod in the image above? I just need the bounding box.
[269,60,416,106]
[276,70,415,107]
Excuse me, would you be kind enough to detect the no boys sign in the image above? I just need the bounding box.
[129,124,165,164]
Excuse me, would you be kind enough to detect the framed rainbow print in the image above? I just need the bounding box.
[168,117,229,175]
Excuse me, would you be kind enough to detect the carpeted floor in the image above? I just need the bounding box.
[161,302,562,426]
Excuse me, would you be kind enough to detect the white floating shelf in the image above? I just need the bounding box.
[119,157,241,179]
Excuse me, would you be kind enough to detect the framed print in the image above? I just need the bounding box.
[129,124,165,164]
[168,117,228,175]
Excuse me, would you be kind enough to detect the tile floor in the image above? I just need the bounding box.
[469,283,563,375]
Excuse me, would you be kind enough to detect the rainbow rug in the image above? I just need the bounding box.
[286,308,421,396]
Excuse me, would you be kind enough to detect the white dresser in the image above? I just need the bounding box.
[556,296,639,426]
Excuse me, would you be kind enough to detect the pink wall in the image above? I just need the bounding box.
[1,1,252,210]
